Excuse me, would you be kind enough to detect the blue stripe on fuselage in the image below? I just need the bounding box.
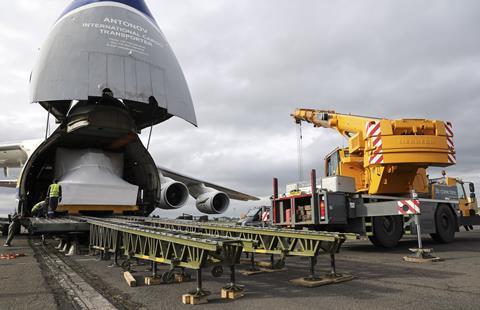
[60,0,156,23]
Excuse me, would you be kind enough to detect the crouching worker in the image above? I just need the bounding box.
[3,214,21,247]
[31,199,48,218]
[46,180,62,218]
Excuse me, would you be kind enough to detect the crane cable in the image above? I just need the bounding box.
[147,125,153,150]
[44,106,51,140]
[296,122,304,181]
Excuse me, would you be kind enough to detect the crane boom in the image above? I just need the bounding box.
[292,108,456,195]
[292,109,379,138]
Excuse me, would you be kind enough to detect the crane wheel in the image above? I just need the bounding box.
[368,216,403,249]
[430,204,456,243]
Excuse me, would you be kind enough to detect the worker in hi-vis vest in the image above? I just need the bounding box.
[31,199,48,218]
[46,180,62,218]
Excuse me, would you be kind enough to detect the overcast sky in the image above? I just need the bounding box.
[1,0,480,216]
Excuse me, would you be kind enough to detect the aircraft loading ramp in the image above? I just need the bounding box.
[26,216,358,304]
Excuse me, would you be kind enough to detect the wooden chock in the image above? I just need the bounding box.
[175,273,191,283]
[221,287,245,299]
[182,294,208,305]
[124,271,137,287]
[145,276,162,286]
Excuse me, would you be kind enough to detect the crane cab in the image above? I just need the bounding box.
[325,148,366,192]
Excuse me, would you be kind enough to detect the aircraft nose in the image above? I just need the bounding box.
[61,0,155,22]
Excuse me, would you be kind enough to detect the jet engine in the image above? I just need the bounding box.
[195,190,230,214]
[157,176,189,210]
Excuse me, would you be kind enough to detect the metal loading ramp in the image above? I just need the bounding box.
[85,217,248,269]
[27,217,90,234]
[45,216,358,302]
[113,216,359,279]
[82,216,245,300]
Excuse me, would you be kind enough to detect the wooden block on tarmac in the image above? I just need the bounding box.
[182,294,208,305]
[175,273,191,283]
[145,276,162,286]
[221,288,245,299]
[328,274,354,284]
[403,256,442,263]
[256,261,272,268]
[239,269,265,276]
[259,267,287,273]
[124,271,137,287]
[289,274,354,288]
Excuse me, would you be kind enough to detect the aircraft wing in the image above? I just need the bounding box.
[0,180,17,188]
[0,143,22,151]
[158,166,259,201]
[0,142,25,188]
[0,143,28,168]
[0,140,42,187]
[0,140,41,169]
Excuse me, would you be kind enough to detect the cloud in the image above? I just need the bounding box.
[1,0,480,217]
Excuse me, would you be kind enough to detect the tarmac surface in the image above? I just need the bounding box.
[0,236,58,310]
[1,230,480,310]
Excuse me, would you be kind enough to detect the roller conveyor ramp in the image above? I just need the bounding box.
[26,217,90,234]
[25,215,359,298]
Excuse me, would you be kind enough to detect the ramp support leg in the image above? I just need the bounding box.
[328,254,338,277]
[183,269,210,305]
[229,265,236,287]
[305,256,319,280]
[196,269,203,294]
[189,268,210,297]
[221,265,244,299]
[152,261,158,277]
[113,231,120,266]
[113,250,119,266]
[100,250,111,261]
[248,252,259,271]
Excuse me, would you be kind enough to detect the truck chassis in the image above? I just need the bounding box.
[271,170,480,248]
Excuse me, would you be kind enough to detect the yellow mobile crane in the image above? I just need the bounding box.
[268,109,479,248]
[291,109,456,195]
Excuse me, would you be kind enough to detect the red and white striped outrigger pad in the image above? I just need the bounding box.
[444,121,456,164]
[366,121,384,165]
[397,199,420,215]
[261,211,269,221]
